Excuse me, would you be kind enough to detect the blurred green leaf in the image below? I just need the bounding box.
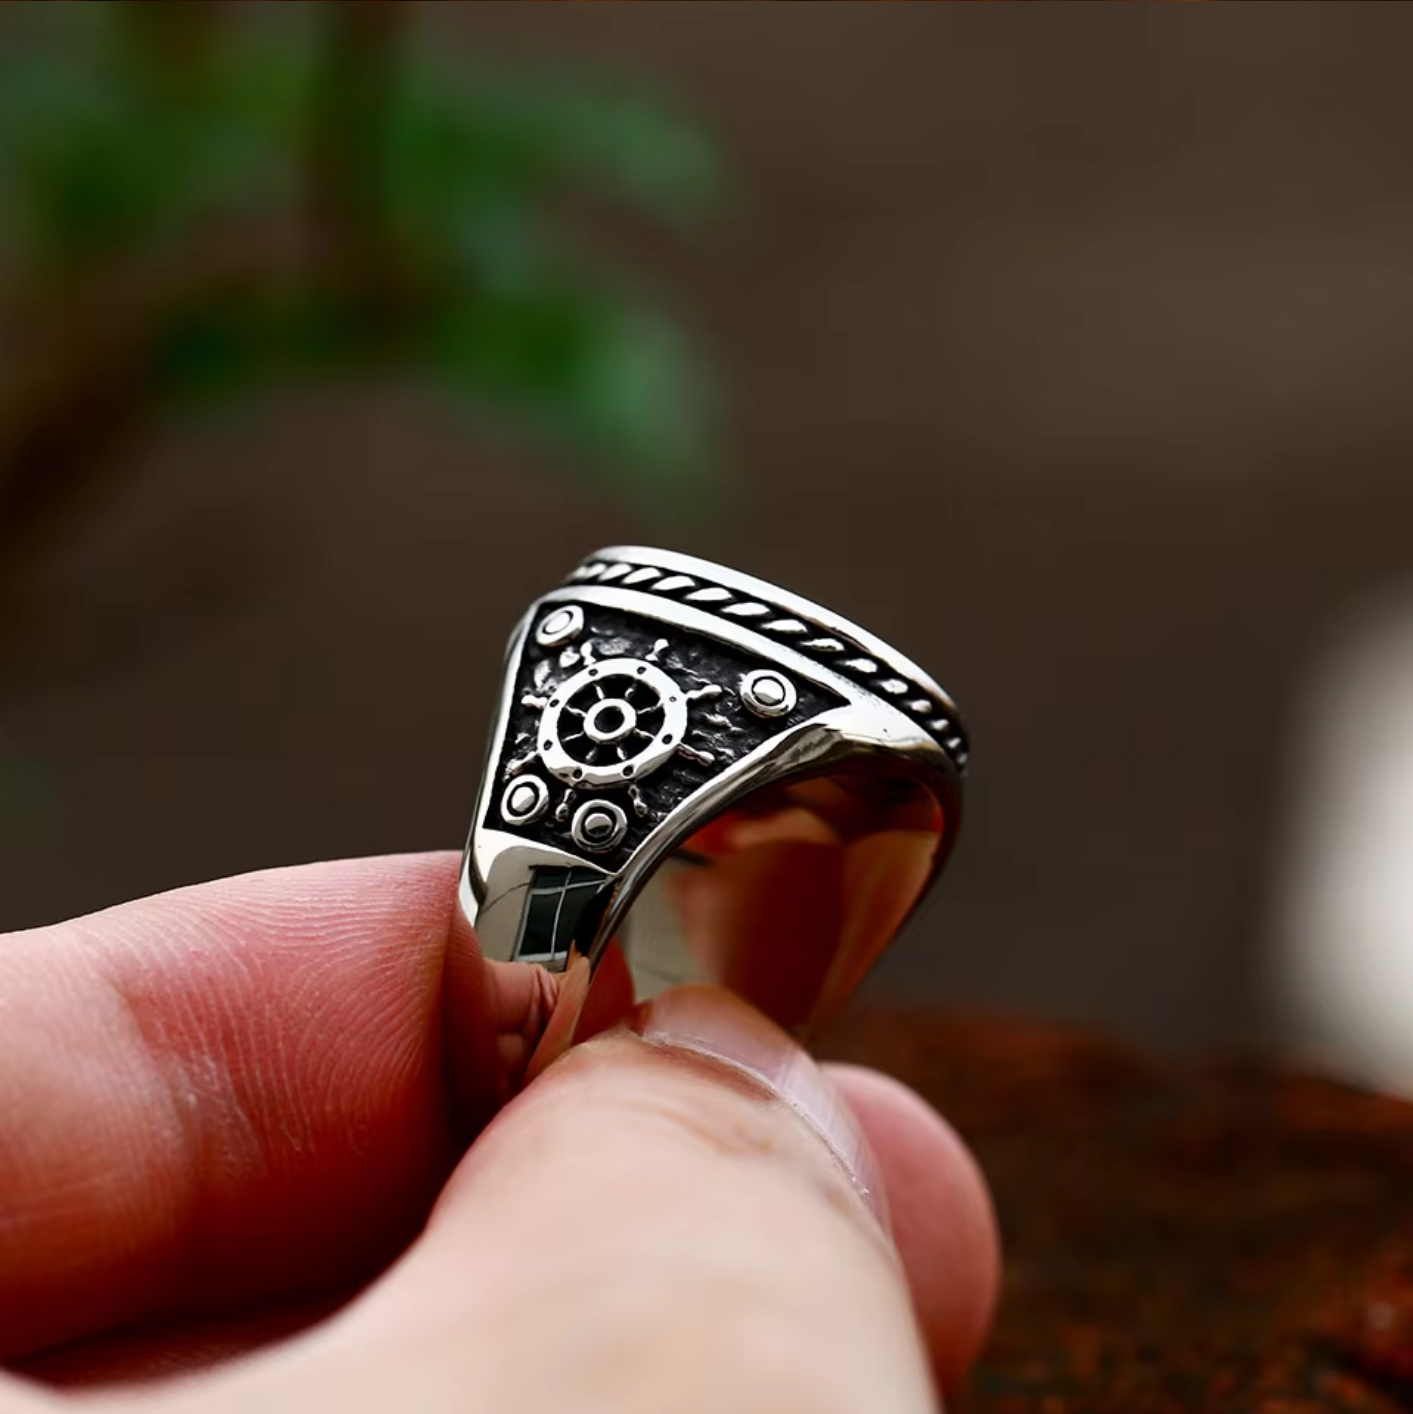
[0,5,315,269]
[0,1,722,504]
[427,278,712,499]
[382,53,720,495]
[147,285,343,406]
[383,55,720,263]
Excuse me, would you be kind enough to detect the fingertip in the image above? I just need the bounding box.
[574,941,637,1044]
[824,1062,1001,1394]
[628,986,889,1231]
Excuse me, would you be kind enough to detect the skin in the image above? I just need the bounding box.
[0,852,1000,1412]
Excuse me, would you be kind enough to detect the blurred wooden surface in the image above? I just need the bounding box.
[823,1008,1413,1412]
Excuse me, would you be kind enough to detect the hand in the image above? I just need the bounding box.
[0,853,999,1412]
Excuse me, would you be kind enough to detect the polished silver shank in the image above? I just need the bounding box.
[459,546,967,1051]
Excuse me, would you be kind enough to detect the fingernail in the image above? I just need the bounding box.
[628,985,891,1232]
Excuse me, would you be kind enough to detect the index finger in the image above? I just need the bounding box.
[0,852,566,1360]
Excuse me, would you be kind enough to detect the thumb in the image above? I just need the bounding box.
[138,988,991,1414]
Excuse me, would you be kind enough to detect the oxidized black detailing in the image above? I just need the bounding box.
[563,555,969,774]
[495,605,844,872]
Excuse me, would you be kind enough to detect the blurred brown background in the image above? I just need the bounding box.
[5,3,1413,1053]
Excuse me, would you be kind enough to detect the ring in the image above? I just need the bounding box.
[458,546,968,1076]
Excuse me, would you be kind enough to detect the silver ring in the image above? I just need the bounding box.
[458,546,967,1071]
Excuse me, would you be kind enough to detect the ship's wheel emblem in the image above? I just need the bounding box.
[537,658,689,789]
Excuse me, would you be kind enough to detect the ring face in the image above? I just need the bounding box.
[566,552,968,770]
[497,607,847,871]
[461,545,968,1071]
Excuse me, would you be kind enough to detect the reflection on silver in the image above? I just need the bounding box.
[740,668,797,718]
[571,799,629,853]
[535,604,584,648]
[459,546,968,1079]
[499,774,549,825]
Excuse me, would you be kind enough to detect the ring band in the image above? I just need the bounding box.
[458,546,968,1076]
